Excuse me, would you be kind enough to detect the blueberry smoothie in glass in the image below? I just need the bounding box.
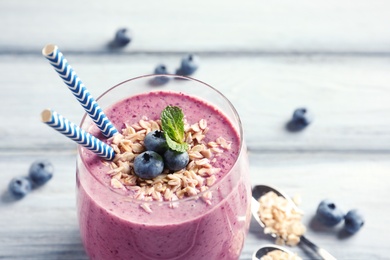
[76,75,251,260]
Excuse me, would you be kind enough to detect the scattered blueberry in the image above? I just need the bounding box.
[155,64,168,74]
[28,160,54,186]
[112,28,132,48]
[134,151,164,179]
[8,176,32,198]
[163,149,189,172]
[175,54,199,76]
[151,64,170,85]
[344,209,364,234]
[144,130,168,154]
[286,107,314,132]
[316,199,345,227]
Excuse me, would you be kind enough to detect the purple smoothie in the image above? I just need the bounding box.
[77,91,251,260]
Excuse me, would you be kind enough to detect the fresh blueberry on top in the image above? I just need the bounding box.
[113,28,132,47]
[316,199,345,227]
[175,54,199,76]
[151,64,170,85]
[28,160,54,186]
[344,209,364,234]
[163,149,189,172]
[286,107,314,132]
[134,151,164,179]
[144,130,168,154]
[8,176,32,198]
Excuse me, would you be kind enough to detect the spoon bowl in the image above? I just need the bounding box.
[251,184,302,233]
[252,184,300,211]
[252,244,296,260]
[251,184,337,260]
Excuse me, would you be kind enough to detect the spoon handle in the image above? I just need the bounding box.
[300,236,337,260]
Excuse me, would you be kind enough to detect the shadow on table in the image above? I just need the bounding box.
[308,214,354,240]
[299,245,323,260]
[0,185,49,204]
[0,189,20,203]
[248,216,275,243]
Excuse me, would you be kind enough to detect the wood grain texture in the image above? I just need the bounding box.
[0,154,87,260]
[246,153,390,260]
[0,55,389,152]
[0,0,390,53]
[1,0,390,259]
[1,153,389,259]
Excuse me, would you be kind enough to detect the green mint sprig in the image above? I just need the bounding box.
[161,106,188,153]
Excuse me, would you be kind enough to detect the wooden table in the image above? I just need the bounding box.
[1,1,389,259]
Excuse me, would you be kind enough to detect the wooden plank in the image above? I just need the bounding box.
[247,152,390,260]
[0,0,390,53]
[1,1,389,259]
[0,153,87,260]
[0,55,389,152]
[1,153,389,259]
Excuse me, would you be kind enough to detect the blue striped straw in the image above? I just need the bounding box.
[42,44,118,138]
[41,109,115,161]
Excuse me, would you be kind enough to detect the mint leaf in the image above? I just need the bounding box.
[161,106,189,152]
[165,134,188,153]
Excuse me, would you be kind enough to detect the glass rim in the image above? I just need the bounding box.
[78,73,245,205]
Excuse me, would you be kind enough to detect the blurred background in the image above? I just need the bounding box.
[1,0,390,259]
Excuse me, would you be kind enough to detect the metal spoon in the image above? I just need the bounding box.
[252,244,297,260]
[251,184,337,260]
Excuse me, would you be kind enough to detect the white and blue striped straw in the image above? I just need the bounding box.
[41,109,115,161]
[42,44,118,138]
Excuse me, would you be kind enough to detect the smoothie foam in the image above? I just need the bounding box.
[77,91,251,259]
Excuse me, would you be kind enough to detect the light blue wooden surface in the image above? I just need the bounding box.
[1,1,389,259]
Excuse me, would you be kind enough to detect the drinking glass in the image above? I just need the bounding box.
[76,74,251,260]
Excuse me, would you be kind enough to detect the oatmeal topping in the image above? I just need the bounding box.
[106,116,231,210]
[257,191,306,246]
[260,250,302,260]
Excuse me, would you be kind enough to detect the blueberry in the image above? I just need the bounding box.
[175,54,199,76]
[113,28,131,47]
[144,130,168,154]
[151,64,170,85]
[28,160,54,186]
[344,209,364,234]
[163,149,189,172]
[155,64,168,74]
[134,151,164,179]
[316,199,345,227]
[286,108,314,131]
[8,176,32,198]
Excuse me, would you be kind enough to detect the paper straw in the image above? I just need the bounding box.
[41,44,118,138]
[41,109,115,161]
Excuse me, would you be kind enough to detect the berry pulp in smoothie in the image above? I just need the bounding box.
[77,91,251,259]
